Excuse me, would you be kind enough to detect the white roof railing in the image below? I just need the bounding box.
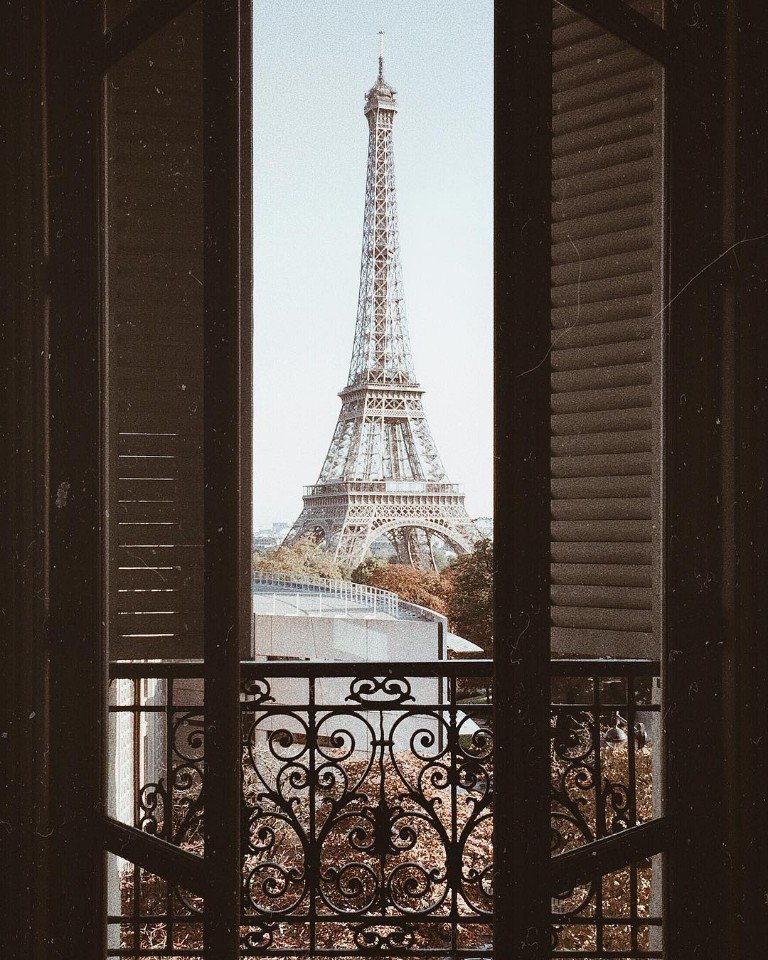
[252,570,442,623]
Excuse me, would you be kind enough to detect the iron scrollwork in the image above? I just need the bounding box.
[241,668,494,956]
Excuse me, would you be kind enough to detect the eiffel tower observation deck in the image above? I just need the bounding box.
[285,38,479,571]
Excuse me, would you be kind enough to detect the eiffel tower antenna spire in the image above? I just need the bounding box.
[284,51,479,571]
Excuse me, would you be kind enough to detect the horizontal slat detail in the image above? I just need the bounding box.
[553,113,653,162]
[551,7,660,656]
[553,160,653,214]
[552,338,651,370]
[551,385,651,415]
[551,263,651,305]
[551,476,652,500]
[553,88,654,138]
[552,10,602,47]
[553,65,653,116]
[552,407,653,437]
[551,563,652,588]
[551,606,652,632]
[551,626,654,654]
[551,432,650,458]
[116,588,187,613]
[552,227,652,266]
[552,361,651,394]
[552,246,652,288]
[552,307,652,341]
[116,567,193,590]
[553,37,646,73]
[551,203,652,246]
[551,519,651,543]
[116,614,192,638]
[552,133,652,181]
[106,7,204,661]
[551,496,651,520]
[553,49,648,96]
[550,542,652,565]
[551,584,651,610]
[552,31,627,73]
[551,452,652,478]
[115,500,181,522]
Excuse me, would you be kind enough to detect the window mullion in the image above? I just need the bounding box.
[494,2,553,957]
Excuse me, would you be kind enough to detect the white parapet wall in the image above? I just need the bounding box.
[249,614,448,756]
[251,613,443,661]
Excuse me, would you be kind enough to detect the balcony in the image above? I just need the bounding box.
[107,658,661,958]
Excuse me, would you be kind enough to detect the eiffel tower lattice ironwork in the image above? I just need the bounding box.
[284,41,479,571]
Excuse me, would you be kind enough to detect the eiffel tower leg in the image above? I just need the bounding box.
[385,527,411,565]
[426,530,438,571]
[335,519,373,571]
[384,526,437,572]
[411,528,438,572]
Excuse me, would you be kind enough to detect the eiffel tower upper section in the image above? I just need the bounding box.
[316,48,446,486]
[285,43,478,569]
[346,51,417,391]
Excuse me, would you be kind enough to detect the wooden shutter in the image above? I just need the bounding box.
[105,5,205,660]
[550,1,663,657]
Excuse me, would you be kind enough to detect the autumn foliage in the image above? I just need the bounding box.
[252,536,348,581]
[443,538,493,654]
[253,537,495,653]
[352,560,448,615]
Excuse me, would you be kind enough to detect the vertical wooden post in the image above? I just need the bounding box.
[46,2,106,957]
[664,3,728,957]
[494,1,552,956]
[202,0,248,954]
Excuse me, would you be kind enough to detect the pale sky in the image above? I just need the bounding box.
[252,1,493,528]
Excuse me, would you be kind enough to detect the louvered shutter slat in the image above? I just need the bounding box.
[551,497,651,520]
[551,4,662,657]
[551,563,652,588]
[552,475,652,500]
[106,8,204,659]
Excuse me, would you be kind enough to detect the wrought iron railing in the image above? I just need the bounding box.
[107,658,661,958]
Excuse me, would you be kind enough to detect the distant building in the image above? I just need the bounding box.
[252,521,292,552]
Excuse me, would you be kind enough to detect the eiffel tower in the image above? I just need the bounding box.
[285,38,479,571]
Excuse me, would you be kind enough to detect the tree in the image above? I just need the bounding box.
[350,556,381,585]
[444,538,493,653]
[353,561,448,615]
[252,537,348,581]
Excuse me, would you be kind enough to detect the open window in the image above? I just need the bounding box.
[6,1,765,958]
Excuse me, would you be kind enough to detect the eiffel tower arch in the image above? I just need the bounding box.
[285,41,479,572]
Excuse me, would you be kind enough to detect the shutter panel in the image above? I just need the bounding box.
[106,5,204,660]
[550,1,663,657]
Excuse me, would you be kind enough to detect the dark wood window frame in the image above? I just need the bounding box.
[493,2,739,959]
[44,0,252,955]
